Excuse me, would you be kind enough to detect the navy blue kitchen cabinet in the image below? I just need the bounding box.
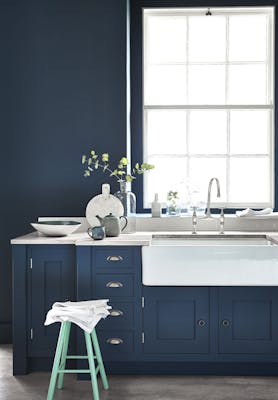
[13,245,76,374]
[76,246,142,362]
[12,243,278,375]
[143,287,209,354]
[219,287,278,354]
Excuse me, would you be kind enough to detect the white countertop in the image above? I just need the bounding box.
[10,231,278,246]
[10,231,153,246]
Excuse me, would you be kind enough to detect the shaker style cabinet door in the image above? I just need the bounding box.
[218,287,278,354]
[28,245,76,357]
[143,287,210,354]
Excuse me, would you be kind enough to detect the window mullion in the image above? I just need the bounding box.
[227,110,231,204]
[185,16,190,184]
[225,15,230,204]
[186,110,190,183]
[225,15,229,105]
[185,15,189,105]
[144,105,273,110]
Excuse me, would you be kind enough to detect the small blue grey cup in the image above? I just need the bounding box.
[88,226,105,240]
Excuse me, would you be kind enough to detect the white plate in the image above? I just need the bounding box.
[86,184,124,227]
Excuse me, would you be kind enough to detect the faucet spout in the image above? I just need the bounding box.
[206,177,221,218]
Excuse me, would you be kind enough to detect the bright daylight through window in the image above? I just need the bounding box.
[143,7,274,210]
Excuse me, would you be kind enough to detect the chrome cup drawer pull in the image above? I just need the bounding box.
[107,338,123,345]
[110,309,124,317]
[106,255,123,262]
[106,281,124,288]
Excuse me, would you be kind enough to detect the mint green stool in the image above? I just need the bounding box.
[47,321,109,400]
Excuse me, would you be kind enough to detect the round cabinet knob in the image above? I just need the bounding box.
[197,319,206,327]
[106,338,123,345]
[222,319,231,327]
[110,309,124,317]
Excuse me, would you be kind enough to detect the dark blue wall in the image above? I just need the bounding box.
[0,0,128,342]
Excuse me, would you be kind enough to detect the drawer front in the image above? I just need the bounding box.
[94,248,135,270]
[97,302,134,330]
[97,330,134,358]
[94,274,134,297]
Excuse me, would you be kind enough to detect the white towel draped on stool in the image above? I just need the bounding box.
[44,299,111,333]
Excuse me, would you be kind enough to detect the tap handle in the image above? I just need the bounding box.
[220,208,224,220]
[192,206,197,220]
[192,207,197,234]
[219,208,224,234]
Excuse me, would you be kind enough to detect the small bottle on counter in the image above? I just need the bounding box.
[151,193,162,217]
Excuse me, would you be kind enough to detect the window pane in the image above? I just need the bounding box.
[146,157,187,203]
[146,110,187,155]
[229,15,267,62]
[230,158,270,203]
[189,158,227,202]
[145,65,187,105]
[189,110,227,154]
[188,65,225,104]
[188,16,226,62]
[146,16,187,64]
[228,64,267,104]
[230,110,269,154]
[143,8,273,208]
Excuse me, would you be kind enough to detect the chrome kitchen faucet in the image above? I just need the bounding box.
[205,177,221,218]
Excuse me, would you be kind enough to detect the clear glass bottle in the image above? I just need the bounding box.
[114,181,136,216]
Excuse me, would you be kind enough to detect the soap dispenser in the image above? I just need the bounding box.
[151,193,162,217]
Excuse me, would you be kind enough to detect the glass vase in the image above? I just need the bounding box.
[114,181,136,216]
[166,199,181,216]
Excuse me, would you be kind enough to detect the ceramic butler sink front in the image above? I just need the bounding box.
[142,234,278,286]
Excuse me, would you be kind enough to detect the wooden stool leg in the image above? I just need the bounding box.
[57,322,71,390]
[47,322,67,400]
[91,329,109,390]
[84,331,100,400]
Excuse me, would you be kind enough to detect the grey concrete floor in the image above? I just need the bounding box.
[2,346,278,400]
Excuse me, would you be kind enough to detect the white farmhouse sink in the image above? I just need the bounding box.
[142,234,278,286]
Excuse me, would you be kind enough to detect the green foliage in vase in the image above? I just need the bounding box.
[167,190,179,201]
[167,190,179,214]
[82,149,155,182]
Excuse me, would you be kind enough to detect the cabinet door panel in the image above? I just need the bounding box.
[28,245,76,357]
[219,287,278,354]
[143,287,209,354]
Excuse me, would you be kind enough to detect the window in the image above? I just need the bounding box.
[143,7,274,209]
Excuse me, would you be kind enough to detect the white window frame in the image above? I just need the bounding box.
[142,6,275,209]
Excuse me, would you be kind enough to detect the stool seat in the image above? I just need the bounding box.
[47,321,108,400]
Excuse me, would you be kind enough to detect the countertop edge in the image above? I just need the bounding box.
[10,231,278,246]
[10,232,153,246]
